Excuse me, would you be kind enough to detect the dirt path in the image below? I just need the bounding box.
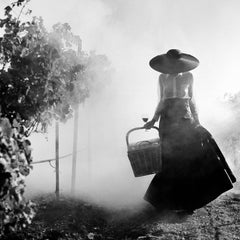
[4,192,240,240]
[103,193,240,240]
[142,195,240,240]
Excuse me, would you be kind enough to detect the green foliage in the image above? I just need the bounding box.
[0,7,113,131]
[0,14,83,130]
[0,2,107,131]
[85,51,113,94]
[0,0,113,235]
[0,117,35,236]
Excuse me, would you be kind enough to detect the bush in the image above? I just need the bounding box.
[0,117,35,236]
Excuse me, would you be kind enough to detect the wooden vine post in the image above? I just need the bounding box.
[71,106,79,195]
[71,41,82,195]
[55,121,60,199]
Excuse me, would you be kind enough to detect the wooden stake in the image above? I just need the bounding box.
[71,106,79,195]
[55,121,60,199]
[71,41,81,195]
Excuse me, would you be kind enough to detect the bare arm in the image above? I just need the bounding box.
[188,73,200,125]
[152,74,164,121]
[144,74,164,129]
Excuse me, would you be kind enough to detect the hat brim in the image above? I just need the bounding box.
[149,53,199,74]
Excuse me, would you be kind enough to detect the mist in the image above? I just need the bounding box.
[1,0,240,208]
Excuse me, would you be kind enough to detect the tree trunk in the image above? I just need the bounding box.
[55,121,60,199]
[87,124,92,177]
[71,105,79,195]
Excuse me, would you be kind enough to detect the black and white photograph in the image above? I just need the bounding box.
[0,0,240,239]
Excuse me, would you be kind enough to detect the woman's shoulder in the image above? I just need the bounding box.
[159,74,167,84]
[181,72,193,82]
[159,73,167,80]
[182,71,193,78]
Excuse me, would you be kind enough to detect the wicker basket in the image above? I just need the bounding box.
[126,127,162,177]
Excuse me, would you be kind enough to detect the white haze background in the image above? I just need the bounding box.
[1,0,240,208]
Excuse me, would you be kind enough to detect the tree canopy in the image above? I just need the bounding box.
[0,0,112,134]
[0,0,113,234]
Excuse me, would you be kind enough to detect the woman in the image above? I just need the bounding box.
[144,49,236,212]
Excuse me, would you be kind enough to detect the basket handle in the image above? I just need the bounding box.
[136,140,152,146]
[126,126,159,147]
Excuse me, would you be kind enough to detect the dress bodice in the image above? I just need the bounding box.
[160,72,192,100]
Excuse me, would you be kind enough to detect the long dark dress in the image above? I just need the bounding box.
[144,98,236,211]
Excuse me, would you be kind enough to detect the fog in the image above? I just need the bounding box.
[1,0,240,208]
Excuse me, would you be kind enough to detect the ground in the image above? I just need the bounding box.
[2,191,240,240]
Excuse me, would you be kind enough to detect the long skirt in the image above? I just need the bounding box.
[144,98,236,211]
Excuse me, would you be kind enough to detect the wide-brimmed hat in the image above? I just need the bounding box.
[149,49,199,74]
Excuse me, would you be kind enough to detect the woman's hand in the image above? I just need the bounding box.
[144,119,156,129]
